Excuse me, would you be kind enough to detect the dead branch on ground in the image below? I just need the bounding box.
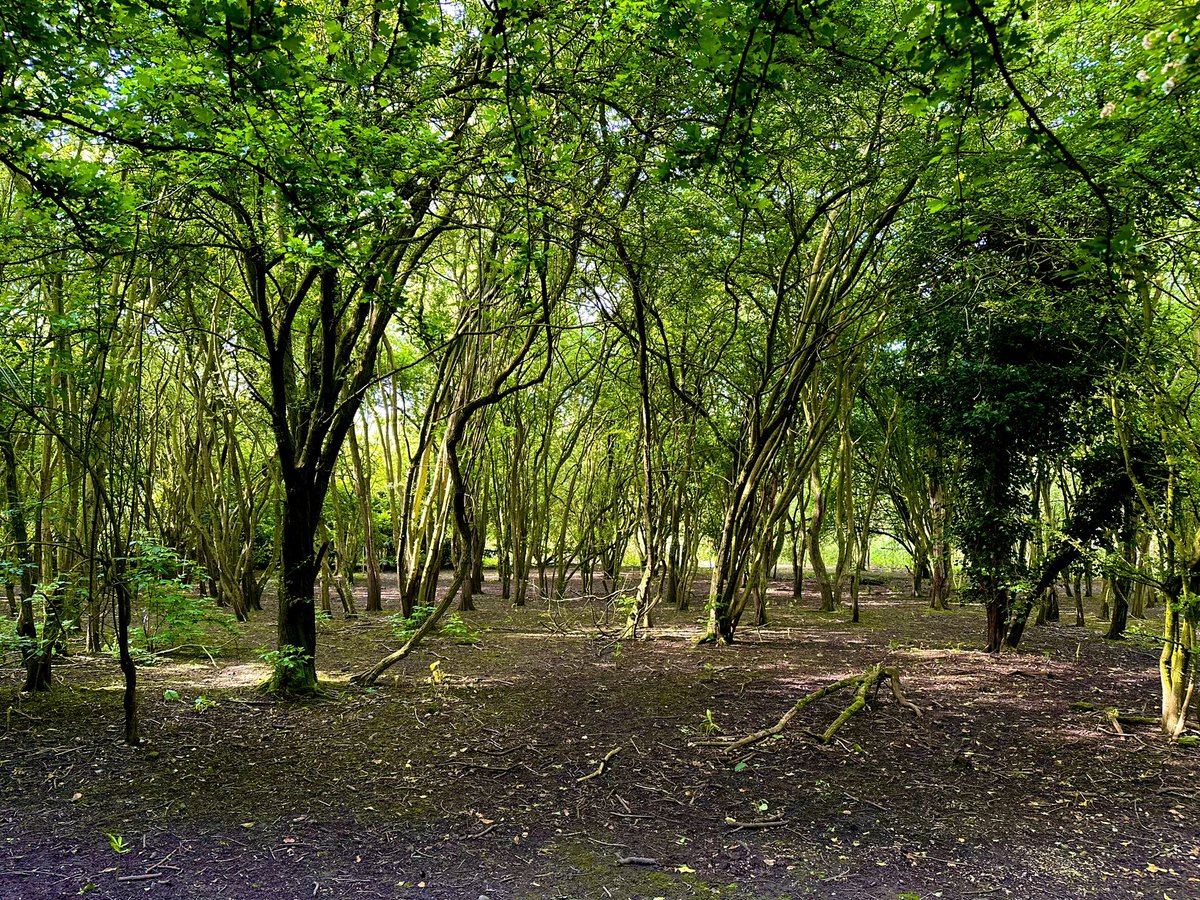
[709,663,921,753]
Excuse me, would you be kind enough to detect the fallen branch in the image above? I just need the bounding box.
[724,818,788,830]
[714,664,921,753]
[615,856,658,866]
[1074,702,1160,731]
[576,746,622,783]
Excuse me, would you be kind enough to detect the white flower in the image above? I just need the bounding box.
[1143,32,1155,50]
[1164,77,1177,94]
[1137,69,1151,83]
[1100,101,1117,118]
[1168,30,1181,44]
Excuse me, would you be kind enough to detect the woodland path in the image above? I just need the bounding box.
[1,573,1197,899]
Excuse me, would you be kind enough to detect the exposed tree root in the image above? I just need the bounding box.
[712,663,921,753]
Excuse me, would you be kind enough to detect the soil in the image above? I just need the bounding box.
[1,572,1198,900]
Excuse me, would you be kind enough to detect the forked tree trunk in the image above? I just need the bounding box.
[1160,604,1197,739]
[808,469,835,612]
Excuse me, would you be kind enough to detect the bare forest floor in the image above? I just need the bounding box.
[1,571,1199,900]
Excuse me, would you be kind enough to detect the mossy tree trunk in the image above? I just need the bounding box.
[1160,603,1197,739]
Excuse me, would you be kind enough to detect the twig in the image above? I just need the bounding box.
[843,792,887,813]
[725,818,788,830]
[577,746,622,783]
[615,856,658,866]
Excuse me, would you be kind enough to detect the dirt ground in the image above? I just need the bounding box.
[1,572,1198,900]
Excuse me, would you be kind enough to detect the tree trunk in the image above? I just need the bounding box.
[275,478,321,693]
[1160,604,1197,739]
[985,584,1009,654]
[1,432,49,691]
[1106,576,1131,639]
[114,573,139,745]
[1106,509,1137,640]
[348,429,382,613]
[790,509,805,601]
[912,552,927,597]
[808,472,835,612]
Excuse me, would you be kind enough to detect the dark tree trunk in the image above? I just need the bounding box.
[912,553,928,597]
[751,582,767,627]
[1106,576,1130,639]
[114,575,139,745]
[499,550,511,600]
[276,478,322,692]
[1106,511,1137,641]
[985,588,1009,653]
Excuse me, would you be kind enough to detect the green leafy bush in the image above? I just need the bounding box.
[258,644,312,684]
[387,605,479,645]
[126,539,235,653]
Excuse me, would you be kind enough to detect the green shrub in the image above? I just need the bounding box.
[387,605,479,645]
[126,539,235,653]
[258,644,312,683]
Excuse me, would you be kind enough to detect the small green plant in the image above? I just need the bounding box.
[613,592,637,624]
[193,695,216,712]
[162,689,181,702]
[611,642,623,661]
[428,660,447,692]
[701,662,715,683]
[106,833,129,854]
[125,646,160,666]
[702,709,722,736]
[0,612,21,657]
[387,604,436,644]
[258,644,312,684]
[425,660,448,709]
[389,606,479,645]
[438,612,479,645]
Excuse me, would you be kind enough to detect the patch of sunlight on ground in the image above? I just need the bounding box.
[152,661,270,689]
